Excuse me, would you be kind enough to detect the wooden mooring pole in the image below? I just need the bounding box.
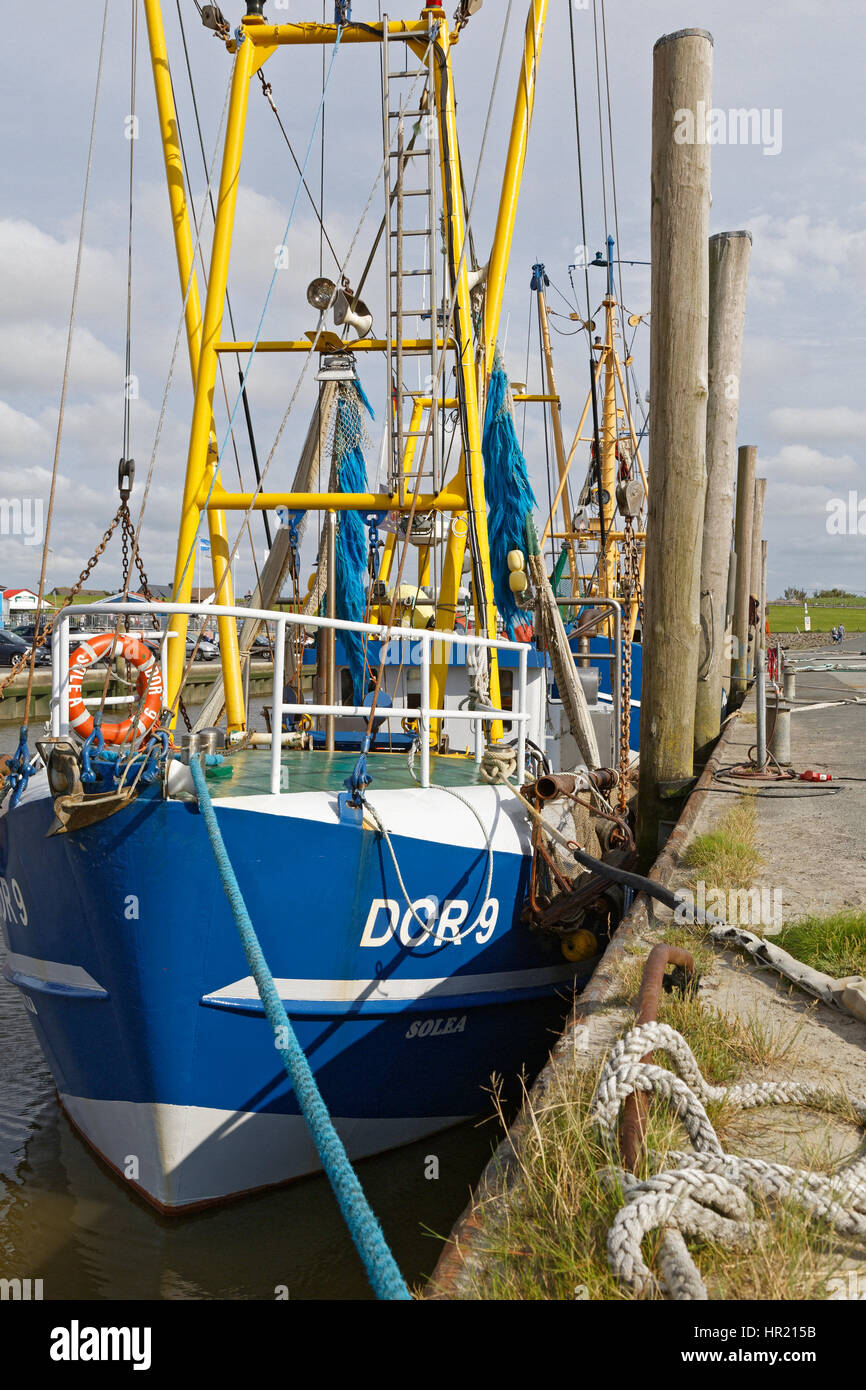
[731,444,756,699]
[637,28,713,863]
[694,231,752,760]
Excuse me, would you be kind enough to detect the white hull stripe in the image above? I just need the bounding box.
[203,964,578,1006]
[214,784,531,852]
[60,1094,471,1207]
[4,951,107,995]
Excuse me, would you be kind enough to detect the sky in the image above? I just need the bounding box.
[0,0,864,604]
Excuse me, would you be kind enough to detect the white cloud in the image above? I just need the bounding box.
[0,218,125,323]
[0,400,49,457]
[747,212,866,303]
[760,443,860,487]
[0,320,123,395]
[769,406,866,441]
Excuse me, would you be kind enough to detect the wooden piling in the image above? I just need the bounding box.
[637,28,713,862]
[731,444,756,697]
[694,231,752,759]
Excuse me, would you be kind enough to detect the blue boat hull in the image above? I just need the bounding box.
[0,774,584,1209]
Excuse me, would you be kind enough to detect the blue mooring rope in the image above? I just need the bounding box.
[189,756,411,1301]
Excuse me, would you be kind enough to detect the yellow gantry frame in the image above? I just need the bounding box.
[143,0,244,729]
[155,6,547,728]
[430,0,548,710]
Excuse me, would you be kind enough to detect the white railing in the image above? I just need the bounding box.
[51,602,531,794]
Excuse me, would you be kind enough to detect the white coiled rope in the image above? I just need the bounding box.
[591,1021,866,1299]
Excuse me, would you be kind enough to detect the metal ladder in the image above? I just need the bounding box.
[381,18,443,507]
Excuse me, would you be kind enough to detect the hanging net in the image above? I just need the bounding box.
[331,378,375,703]
[482,347,537,638]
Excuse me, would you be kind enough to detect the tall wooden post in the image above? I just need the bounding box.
[694,231,751,758]
[731,444,756,698]
[637,29,713,862]
[748,476,767,671]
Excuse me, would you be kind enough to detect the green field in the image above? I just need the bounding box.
[768,604,866,632]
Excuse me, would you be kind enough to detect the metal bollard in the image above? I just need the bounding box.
[783,669,796,701]
[768,702,792,766]
[198,727,226,756]
[180,732,202,766]
[755,654,767,769]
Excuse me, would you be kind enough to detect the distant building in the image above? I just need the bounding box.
[2,588,42,626]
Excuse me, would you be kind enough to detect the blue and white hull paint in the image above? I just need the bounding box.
[0,769,585,1210]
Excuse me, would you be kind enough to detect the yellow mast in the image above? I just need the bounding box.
[143,0,244,730]
[431,0,548,712]
[152,4,544,731]
[424,6,501,714]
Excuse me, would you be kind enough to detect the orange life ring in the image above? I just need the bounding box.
[68,632,164,745]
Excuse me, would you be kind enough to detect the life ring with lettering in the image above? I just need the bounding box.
[68,632,164,746]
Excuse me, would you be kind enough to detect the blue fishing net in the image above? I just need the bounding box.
[482,348,536,637]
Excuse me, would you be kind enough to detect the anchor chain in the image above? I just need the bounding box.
[120,504,160,629]
[617,517,641,814]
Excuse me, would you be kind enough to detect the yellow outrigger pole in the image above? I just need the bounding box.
[143,0,245,729]
[153,3,546,733]
[431,0,548,714]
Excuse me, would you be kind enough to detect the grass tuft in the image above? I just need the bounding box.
[772,910,866,980]
[683,799,761,894]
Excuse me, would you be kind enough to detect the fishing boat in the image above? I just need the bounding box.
[0,1,642,1212]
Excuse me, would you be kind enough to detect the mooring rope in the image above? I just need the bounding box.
[189,757,410,1301]
[365,744,496,945]
[591,1021,866,1299]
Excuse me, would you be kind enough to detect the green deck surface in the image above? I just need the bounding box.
[210,748,487,798]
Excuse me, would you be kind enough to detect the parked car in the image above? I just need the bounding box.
[0,629,51,667]
[190,635,219,662]
[143,633,219,663]
[15,623,88,647]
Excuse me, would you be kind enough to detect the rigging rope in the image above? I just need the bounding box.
[122,0,139,467]
[599,0,636,438]
[567,1,605,564]
[213,31,344,477]
[23,0,111,725]
[107,68,236,730]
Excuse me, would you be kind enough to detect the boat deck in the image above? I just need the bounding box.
[210,748,491,799]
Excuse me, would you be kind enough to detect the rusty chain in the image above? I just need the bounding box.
[120,506,161,629]
[617,516,642,815]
